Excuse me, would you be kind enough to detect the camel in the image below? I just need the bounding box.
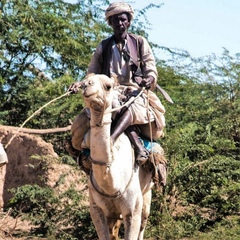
[79,74,154,240]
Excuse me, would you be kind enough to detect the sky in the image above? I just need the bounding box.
[64,0,240,58]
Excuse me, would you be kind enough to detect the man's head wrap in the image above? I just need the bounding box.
[105,2,134,25]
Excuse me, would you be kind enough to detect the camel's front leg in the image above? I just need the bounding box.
[89,191,110,240]
[138,189,152,240]
[122,195,143,240]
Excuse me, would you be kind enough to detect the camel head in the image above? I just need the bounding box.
[80,74,116,112]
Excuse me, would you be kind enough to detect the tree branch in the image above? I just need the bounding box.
[0,125,71,134]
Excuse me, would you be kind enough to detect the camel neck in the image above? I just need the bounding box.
[90,110,112,163]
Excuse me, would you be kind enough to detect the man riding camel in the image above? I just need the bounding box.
[67,1,166,167]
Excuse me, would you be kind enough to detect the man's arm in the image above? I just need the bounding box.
[137,36,158,90]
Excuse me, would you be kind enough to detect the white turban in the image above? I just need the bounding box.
[105,2,134,25]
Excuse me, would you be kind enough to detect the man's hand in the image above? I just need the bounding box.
[68,82,82,94]
[139,76,155,89]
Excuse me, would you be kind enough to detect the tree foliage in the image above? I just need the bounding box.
[151,51,240,239]
[0,0,110,126]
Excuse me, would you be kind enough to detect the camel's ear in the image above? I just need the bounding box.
[85,73,95,79]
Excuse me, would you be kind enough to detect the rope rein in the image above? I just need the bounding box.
[146,90,155,164]
[89,143,135,199]
[104,87,144,114]
[4,86,144,149]
[4,85,147,150]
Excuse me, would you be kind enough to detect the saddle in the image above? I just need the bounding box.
[71,138,167,190]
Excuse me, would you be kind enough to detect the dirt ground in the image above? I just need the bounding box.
[0,126,87,239]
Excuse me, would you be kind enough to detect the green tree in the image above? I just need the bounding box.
[0,0,109,126]
[148,50,240,238]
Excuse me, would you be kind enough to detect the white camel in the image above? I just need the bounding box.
[79,74,154,240]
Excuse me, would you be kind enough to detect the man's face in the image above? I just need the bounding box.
[110,13,130,35]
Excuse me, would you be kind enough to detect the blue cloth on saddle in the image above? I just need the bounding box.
[142,138,162,153]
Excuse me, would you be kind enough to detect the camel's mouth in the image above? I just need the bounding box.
[82,87,98,99]
[83,90,99,101]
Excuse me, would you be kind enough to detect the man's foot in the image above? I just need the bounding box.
[136,150,149,165]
